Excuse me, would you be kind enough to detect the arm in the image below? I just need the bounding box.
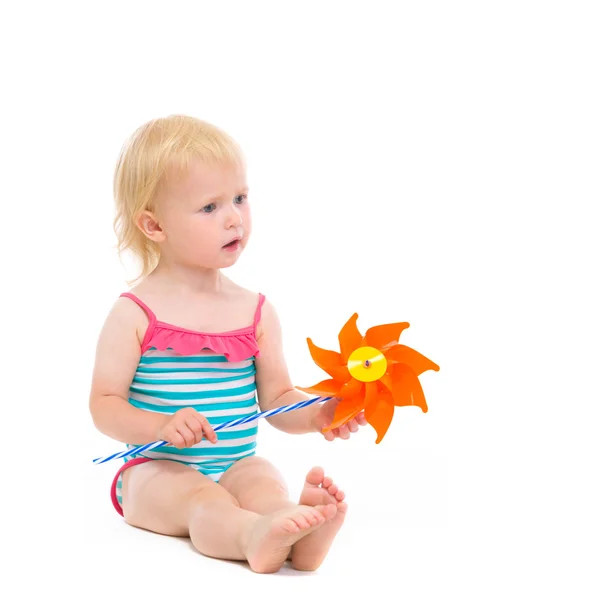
[254,299,321,435]
[88,297,169,445]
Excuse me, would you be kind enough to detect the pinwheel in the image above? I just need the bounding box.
[93,313,438,464]
[296,314,439,443]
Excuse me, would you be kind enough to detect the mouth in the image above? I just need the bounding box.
[223,237,241,250]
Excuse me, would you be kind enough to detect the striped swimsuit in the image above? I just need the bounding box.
[111,292,265,516]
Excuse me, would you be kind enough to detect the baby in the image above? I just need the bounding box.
[89,115,367,573]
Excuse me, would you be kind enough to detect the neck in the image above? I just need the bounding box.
[151,258,225,294]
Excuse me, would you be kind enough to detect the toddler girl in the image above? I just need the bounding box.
[89,115,367,573]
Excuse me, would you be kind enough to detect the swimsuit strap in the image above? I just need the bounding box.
[253,293,266,335]
[120,292,157,350]
[120,293,157,324]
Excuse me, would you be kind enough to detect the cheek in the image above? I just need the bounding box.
[242,207,252,232]
[172,216,209,246]
[243,221,252,241]
[179,218,201,239]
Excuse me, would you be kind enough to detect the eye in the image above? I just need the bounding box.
[234,194,247,205]
[201,203,217,213]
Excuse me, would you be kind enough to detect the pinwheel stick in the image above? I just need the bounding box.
[93,314,438,462]
[93,395,336,465]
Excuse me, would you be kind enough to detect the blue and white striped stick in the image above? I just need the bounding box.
[92,395,335,465]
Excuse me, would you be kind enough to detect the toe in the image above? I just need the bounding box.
[337,502,348,514]
[293,514,312,529]
[314,504,337,520]
[314,511,326,525]
[307,509,324,526]
[305,466,325,486]
[305,506,326,525]
[283,519,301,533]
[328,483,338,495]
[322,476,333,488]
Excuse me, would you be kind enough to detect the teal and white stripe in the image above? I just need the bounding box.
[115,350,259,508]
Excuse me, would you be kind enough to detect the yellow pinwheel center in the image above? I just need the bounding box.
[347,346,387,382]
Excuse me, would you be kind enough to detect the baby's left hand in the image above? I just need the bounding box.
[313,397,368,441]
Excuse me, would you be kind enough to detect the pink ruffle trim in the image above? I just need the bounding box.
[144,325,261,362]
[121,291,265,362]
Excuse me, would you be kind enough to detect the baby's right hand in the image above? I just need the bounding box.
[156,408,218,448]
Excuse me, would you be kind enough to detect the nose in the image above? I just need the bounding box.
[226,204,243,228]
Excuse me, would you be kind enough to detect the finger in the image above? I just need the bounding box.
[199,417,218,443]
[322,430,335,441]
[170,430,186,449]
[338,425,351,440]
[357,412,368,425]
[188,414,217,444]
[347,419,359,433]
[186,416,205,444]
[175,424,196,447]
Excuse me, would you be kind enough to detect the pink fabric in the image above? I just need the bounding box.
[120,292,265,362]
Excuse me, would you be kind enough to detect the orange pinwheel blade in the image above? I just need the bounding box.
[364,381,378,406]
[391,364,428,412]
[322,378,365,431]
[409,377,428,413]
[295,378,343,397]
[338,313,364,361]
[380,373,394,394]
[384,344,440,375]
[337,377,364,401]
[388,366,412,406]
[364,386,394,444]
[365,322,410,349]
[325,401,364,431]
[306,338,350,382]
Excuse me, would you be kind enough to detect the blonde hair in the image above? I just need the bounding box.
[113,114,244,283]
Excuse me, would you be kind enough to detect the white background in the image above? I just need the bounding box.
[3,1,599,598]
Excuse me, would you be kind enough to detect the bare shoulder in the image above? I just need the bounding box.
[90,296,146,399]
[255,296,280,341]
[108,294,151,345]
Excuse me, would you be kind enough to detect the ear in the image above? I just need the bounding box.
[136,210,166,242]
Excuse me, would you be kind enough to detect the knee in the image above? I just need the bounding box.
[218,456,290,506]
[239,457,288,489]
[188,483,240,511]
[253,477,288,497]
[186,486,240,530]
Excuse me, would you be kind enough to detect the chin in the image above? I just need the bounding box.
[220,249,243,266]
[223,253,240,263]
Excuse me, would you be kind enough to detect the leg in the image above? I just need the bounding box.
[219,457,347,571]
[121,459,333,573]
[219,456,297,514]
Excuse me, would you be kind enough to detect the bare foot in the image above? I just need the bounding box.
[245,504,337,574]
[291,466,348,571]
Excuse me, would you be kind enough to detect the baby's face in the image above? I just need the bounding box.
[155,159,251,269]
